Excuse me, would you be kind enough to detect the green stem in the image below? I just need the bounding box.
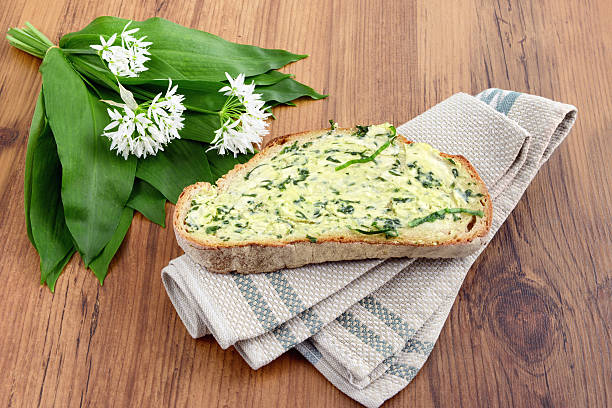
[217,94,247,127]
[6,35,43,58]
[24,22,54,47]
[6,22,55,59]
[62,48,99,55]
[185,106,219,115]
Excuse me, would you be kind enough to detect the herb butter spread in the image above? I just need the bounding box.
[183,123,486,245]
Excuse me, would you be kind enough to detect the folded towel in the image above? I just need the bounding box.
[162,89,576,407]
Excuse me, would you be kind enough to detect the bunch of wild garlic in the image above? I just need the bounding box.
[8,17,326,290]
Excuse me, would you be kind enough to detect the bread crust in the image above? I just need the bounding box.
[173,128,493,273]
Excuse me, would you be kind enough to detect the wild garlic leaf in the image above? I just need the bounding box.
[66,54,118,91]
[89,206,134,285]
[41,48,137,265]
[206,150,254,181]
[24,90,75,288]
[45,249,76,293]
[135,139,214,203]
[179,112,220,143]
[23,91,44,248]
[60,17,307,81]
[256,77,327,104]
[247,70,293,86]
[122,70,291,102]
[127,179,167,227]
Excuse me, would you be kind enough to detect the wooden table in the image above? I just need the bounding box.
[1,1,610,406]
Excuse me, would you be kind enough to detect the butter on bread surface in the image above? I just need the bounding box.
[174,124,492,273]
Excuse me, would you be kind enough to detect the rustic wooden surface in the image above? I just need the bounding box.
[0,0,610,406]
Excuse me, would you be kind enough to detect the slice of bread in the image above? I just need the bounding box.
[174,124,492,273]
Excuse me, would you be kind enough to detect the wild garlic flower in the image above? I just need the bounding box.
[90,21,151,77]
[209,72,272,157]
[102,80,185,159]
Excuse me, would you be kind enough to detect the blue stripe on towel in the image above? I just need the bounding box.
[358,296,415,341]
[480,88,500,104]
[300,340,323,364]
[265,272,307,314]
[270,324,299,349]
[298,308,325,335]
[495,91,521,115]
[359,296,433,356]
[232,273,301,348]
[231,273,278,331]
[265,272,325,336]
[386,362,419,382]
[403,337,434,355]
[337,311,394,357]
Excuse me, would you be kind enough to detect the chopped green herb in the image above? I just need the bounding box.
[452,168,459,178]
[306,234,317,243]
[407,208,483,227]
[355,125,369,138]
[326,156,341,163]
[353,218,400,238]
[293,168,309,184]
[205,225,220,234]
[280,141,299,154]
[338,204,354,214]
[459,188,484,202]
[335,126,397,171]
[277,218,295,233]
[277,176,292,190]
[244,164,267,180]
[234,222,249,233]
[260,180,273,190]
[416,167,441,188]
[353,227,396,237]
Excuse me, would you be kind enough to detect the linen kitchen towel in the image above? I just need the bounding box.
[162,89,576,407]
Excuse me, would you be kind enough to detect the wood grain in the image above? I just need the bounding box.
[0,0,610,406]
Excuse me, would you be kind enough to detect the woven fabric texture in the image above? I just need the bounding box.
[162,89,576,407]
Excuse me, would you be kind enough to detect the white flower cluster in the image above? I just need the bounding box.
[102,80,185,159]
[90,21,151,77]
[209,72,272,157]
